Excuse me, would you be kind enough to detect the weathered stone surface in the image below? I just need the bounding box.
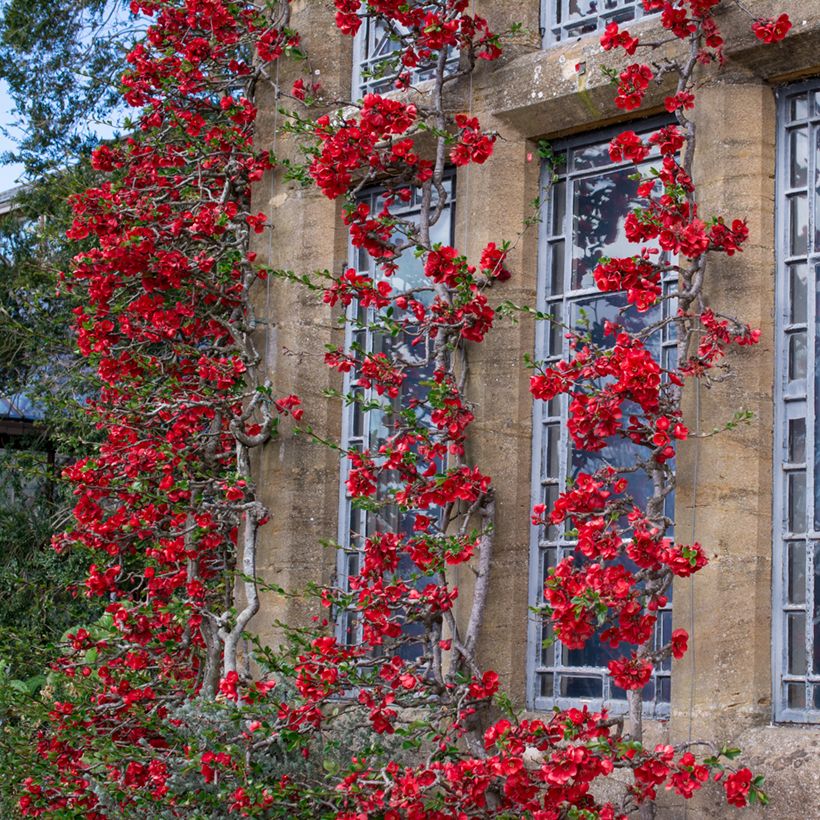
[253,2,820,815]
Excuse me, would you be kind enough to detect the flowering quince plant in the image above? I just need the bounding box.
[16,0,785,818]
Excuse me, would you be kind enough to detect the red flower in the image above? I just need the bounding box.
[724,768,753,807]
[752,14,792,44]
[671,629,688,659]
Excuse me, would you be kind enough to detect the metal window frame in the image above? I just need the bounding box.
[335,175,457,651]
[351,13,460,98]
[541,0,649,48]
[527,116,676,716]
[772,78,820,724]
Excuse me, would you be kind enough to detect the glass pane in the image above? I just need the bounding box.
[546,305,564,357]
[559,675,603,699]
[788,612,807,675]
[789,263,808,324]
[543,424,561,479]
[790,94,808,122]
[566,632,620,669]
[350,507,366,547]
[788,472,806,533]
[551,181,566,235]
[787,542,806,604]
[346,551,360,580]
[788,418,806,463]
[789,332,807,381]
[351,388,365,439]
[790,128,809,188]
[572,139,613,171]
[815,129,820,250]
[356,244,370,272]
[571,292,662,358]
[815,542,820,674]
[541,547,557,588]
[539,621,554,665]
[814,686,820,709]
[542,484,560,541]
[790,194,808,256]
[352,328,367,355]
[612,679,655,703]
[345,610,359,644]
[550,242,565,295]
[662,345,678,373]
[658,676,671,703]
[538,672,554,699]
[786,682,806,709]
[572,168,642,289]
[569,0,597,16]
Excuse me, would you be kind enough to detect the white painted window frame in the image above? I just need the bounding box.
[541,0,649,47]
[772,78,820,724]
[527,118,676,716]
[335,177,456,652]
[351,11,460,98]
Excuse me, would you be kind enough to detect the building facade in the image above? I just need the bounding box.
[252,1,820,816]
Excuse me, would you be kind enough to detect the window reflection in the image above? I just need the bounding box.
[776,83,820,721]
[338,178,454,663]
[531,123,675,714]
[544,0,646,46]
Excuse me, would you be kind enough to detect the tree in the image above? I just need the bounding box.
[4,1,793,818]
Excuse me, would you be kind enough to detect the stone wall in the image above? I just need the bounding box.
[252,1,820,815]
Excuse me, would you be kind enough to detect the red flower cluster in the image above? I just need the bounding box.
[24,0,788,815]
[752,13,792,44]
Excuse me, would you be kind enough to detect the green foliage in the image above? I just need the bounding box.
[0,0,134,177]
[0,444,103,819]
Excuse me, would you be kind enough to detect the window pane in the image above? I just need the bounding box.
[790,128,809,188]
[532,123,671,715]
[541,484,560,541]
[338,180,453,656]
[790,94,809,122]
[355,16,458,96]
[551,181,566,235]
[538,672,554,699]
[572,140,612,172]
[788,332,807,381]
[787,682,807,709]
[787,542,806,604]
[572,168,642,289]
[548,0,643,44]
[550,242,565,295]
[815,129,820,250]
[788,418,806,464]
[777,82,820,721]
[560,675,603,699]
[788,472,806,533]
[814,542,820,674]
[546,305,564,358]
[788,612,807,675]
[789,263,808,324]
[789,195,808,256]
[543,424,561,479]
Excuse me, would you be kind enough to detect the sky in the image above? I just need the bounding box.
[0,2,139,195]
[0,79,26,191]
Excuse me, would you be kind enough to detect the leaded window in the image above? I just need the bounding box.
[528,121,676,715]
[352,13,459,97]
[336,179,455,660]
[773,79,820,723]
[542,0,648,46]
